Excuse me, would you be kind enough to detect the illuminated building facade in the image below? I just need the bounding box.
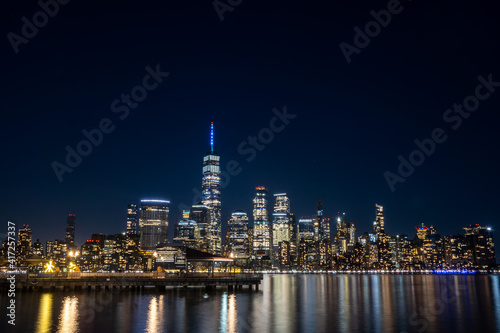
[65,214,76,246]
[336,213,349,253]
[253,186,271,258]
[463,224,496,269]
[139,199,169,250]
[16,224,32,266]
[190,203,210,252]
[126,203,138,234]
[201,122,222,255]
[227,210,250,260]
[272,193,291,264]
[173,219,200,249]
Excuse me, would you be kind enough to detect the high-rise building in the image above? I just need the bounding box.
[253,186,271,258]
[336,213,349,253]
[173,220,200,249]
[374,204,392,269]
[190,203,210,252]
[65,214,76,245]
[374,204,384,235]
[16,224,32,265]
[322,217,331,241]
[298,217,315,242]
[139,199,169,250]
[272,193,291,247]
[201,122,222,255]
[313,200,324,241]
[227,210,250,259]
[463,224,496,269]
[126,204,138,234]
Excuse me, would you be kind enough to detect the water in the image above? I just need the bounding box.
[2,274,500,333]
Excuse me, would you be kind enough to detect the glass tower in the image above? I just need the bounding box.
[126,203,138,234]
[253,186,271,257]
[65,214,76,245]
[272,193,291,247]
[201,122,222,255]
[139,199,169,250]
[228,210,250,258]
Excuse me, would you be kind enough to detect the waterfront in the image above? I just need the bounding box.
[3,274,500,333]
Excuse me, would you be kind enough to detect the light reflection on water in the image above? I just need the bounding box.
[8,275,500,333]
[56,296,79,333]
[35,293,53,333]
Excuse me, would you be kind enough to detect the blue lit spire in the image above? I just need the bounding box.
[210,122,214,153]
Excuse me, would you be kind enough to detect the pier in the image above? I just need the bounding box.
[0,272,263,291]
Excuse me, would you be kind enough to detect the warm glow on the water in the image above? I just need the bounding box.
[227,294,237,333]
[56,296,79,333]
[35,293,53,333]
[146,296,164,333]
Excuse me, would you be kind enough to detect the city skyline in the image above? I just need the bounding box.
[2,122,498,263]
[3,2,500,255]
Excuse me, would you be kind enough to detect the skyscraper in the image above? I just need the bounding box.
[16,224,32,265]
[126,203,138,234]
[374,204,392,269]
[463,224,496,269]
[201,122,222,255]
[253,186,271,258]
[65,214,76,245]
[272,193,291,246]
[313,200,324,241]
[227,210,250,259]
[374,204,384,235]
[190,203,210,252]
[139,199,169,250]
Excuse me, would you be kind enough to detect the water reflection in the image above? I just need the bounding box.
[35,293,53,333]
[145,295,164,333]
[10,275,500,333]
[56,296,79,333]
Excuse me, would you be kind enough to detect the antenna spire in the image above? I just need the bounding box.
[210,122,214,153]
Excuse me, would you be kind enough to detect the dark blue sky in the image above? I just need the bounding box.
[1,0,499,260]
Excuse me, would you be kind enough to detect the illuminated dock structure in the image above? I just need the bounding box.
[8,272,263,291]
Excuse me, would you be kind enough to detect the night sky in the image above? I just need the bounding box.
[2,0,499,261]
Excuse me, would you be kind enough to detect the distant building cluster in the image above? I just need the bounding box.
[1,124,497,272]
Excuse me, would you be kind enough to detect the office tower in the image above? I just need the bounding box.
[374,204,384,235]
[415,223,437,240]
[298,217,315,242]
[16,224,32,265]
[103,234,127,271]
[201,122,222,255]
[272,193,291,247]
[190,203,211,252]
[139,199,169,250]
[80,238,103,271]
[65,214,76,245]
[45,239,70,265]
[322,217,331,241]
[443,234,468,269]
[124,233,142,270]
[374,204,392,269]
[32,239,44,257]
[336,213,349,253]
[313,200,324,241]
[348,221,357,245]
[126,204,138,234]
[253,186,271,258]
[463,224,496,269]
[289,214,298,267]
[227,210,250,259]
[248,227,254,258]
[173,220,200,249]
[424,233,443,269]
